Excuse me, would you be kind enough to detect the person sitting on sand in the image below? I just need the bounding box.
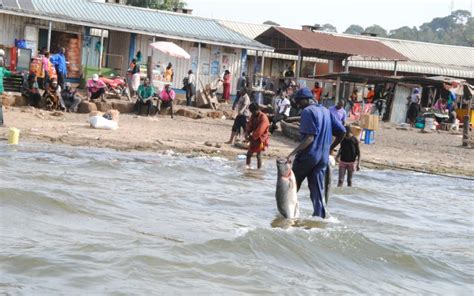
[269,90,291,134]
[245,103,270,169]
[22,73,42,108]
[157,83,175,118]
[87,74,106,101]
[336,126,360,187]
[43,77,62,110]
[227,87,250,145]
[135,78,155,116]
[61,82,82,113]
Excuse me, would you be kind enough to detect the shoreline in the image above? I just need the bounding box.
[1,106,473,178]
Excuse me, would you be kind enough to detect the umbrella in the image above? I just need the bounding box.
[149,41,191,59]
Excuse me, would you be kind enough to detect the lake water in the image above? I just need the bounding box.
[1,143,473,295]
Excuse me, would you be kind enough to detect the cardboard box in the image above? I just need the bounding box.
[360,114,379,130]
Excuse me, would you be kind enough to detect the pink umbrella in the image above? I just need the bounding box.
[149,41,191,59]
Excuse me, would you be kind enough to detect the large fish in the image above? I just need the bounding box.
[325,155,335,206]
[275,158,300,218]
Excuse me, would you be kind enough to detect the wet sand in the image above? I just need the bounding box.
[1,106,473,177]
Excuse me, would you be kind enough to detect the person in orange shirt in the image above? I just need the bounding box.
[312,82,322,102]
[245,103,270,169]
[366,87,375,104]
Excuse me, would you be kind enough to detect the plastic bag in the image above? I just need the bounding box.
[89,116,118,130]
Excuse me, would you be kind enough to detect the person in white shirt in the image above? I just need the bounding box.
[185,70,195,106]
[226,87,251,145]
[270,90,291,134]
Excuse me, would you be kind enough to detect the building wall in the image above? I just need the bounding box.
[135,37,242,94]
[0,14,24,47]
[107,30,131,74]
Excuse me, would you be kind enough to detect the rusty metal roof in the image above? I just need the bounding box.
[256,27,408,61]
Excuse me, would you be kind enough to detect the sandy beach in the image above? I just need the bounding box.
[1,105,473,177]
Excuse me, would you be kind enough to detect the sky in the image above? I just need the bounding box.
[186,0,473,32]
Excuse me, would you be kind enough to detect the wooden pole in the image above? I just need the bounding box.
[296,49,301,81]
[196,42,201,87]
[462,115,470,147]
[259,51,265,88]
[47,21,52,52]
[335,76,341,103]
[99,29,105,71]
[393,61,398,76]
[344,58,349,72]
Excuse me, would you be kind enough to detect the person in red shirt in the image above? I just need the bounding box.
[221,70,232,104]
[312,82,322,102]
[245,103,270,169]
[366,87,375,104]
[157,83,176,118]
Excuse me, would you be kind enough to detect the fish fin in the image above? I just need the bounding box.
[294,202,300,218]
[324,164,331,205]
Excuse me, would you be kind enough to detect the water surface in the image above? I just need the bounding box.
[0,143,473,295]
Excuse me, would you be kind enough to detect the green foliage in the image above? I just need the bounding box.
[343,10,473,46]
[365,24,388,37]
[126,0,186,10]
[320,23,337,33]
[344,25,364,35]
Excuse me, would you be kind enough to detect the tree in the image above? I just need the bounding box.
[126,0,186,10]
[320,23,337,33]
[344,24,364,35]
[263,20,280,26]
[364,25,388,37]
[389,26,418,41]
[464,17,474,46]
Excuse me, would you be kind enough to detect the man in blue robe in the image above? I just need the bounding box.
[287,87,346,218]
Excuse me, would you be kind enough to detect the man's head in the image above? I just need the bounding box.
[59,47,65,54]
[314,82,320,88]
[336,99,345,109]
[165,83,171,91]
[64,82,71,91]
[294,87,313,109]
[345,125,353,137]
[168,62,172,67]
[368,87,373,91]
[225,70,230,75]
[51,78,58,87]
[144,78,150,86]
[188,70,193,75]
[92,74,99,82]
[132,58,137,64]
[249,102,260,115]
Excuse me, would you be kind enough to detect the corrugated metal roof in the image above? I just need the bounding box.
[218,20,271,39]
[0,0,272,50]
[221,19,474,79]
[348,34,474,68]
[349,60,474,79]
[256,27,408,61]
[247,49,327,63]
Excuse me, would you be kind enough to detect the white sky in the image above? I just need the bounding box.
[186,0,473,32]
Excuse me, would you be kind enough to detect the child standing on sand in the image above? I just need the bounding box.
[245,103,270,169]
[336,126,361,187]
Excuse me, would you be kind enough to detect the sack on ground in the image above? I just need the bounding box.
[89,115,118,130]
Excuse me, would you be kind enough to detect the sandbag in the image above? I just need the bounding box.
[89,115,118,130]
